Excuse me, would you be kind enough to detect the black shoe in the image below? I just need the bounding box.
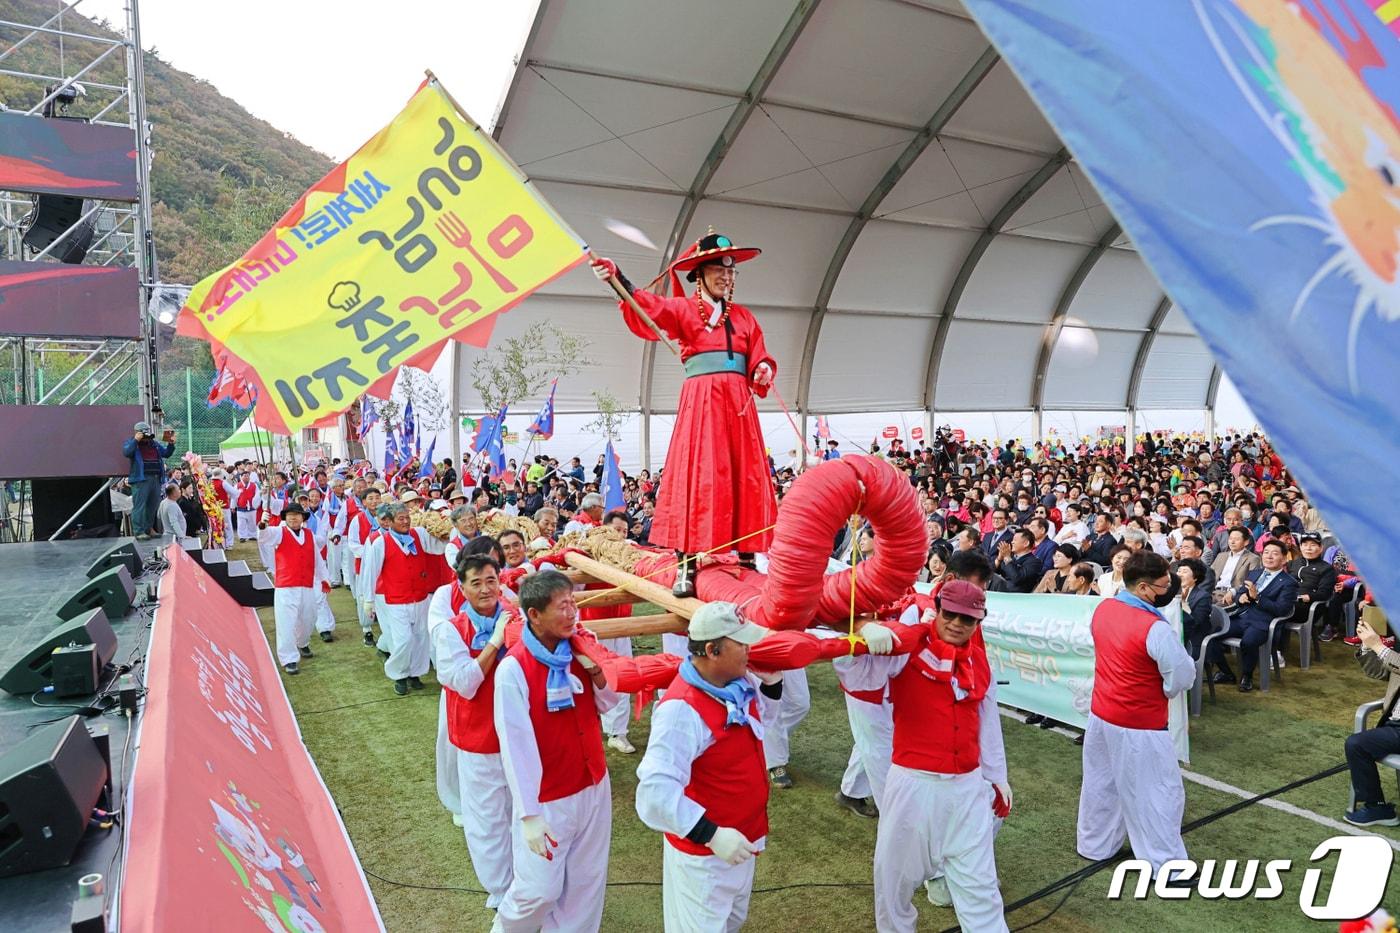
[672,555,696,599]
[378,649,391,660]
[299,645,313,659]
[319,631,334,643]
[409,676,425,690]
[1238,676,1254,693]
[1039,717,1057,729]
[1210,670,1236,685]
[1024,713,1046,725]
[283,662,299,675]
[834,791,878,818]
[737,552,757,571]
[393,678,409,697]
[1074,733,1085,746]
[363,631,376,647]
[769,766,794,789]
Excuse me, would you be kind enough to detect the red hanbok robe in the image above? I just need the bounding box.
[621,289,777,553]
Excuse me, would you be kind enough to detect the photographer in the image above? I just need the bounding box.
[121,420,176,540]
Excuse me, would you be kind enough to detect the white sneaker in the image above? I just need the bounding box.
[1275,652,1286,669]
[607,735,636,754]
[452,813,464,827]
[925,876,952,907]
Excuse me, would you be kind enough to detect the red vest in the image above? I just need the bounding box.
[375,532,432,605]
[579,580,633,623]
[236,482,257,509]
[443,607,518,754]
[659,677,769,856]
[273,527,316,589]
[1089,598,1169,730]
[889,629,990,776]
[506,641,608,803]
[213,482,230,508]
[449,583,467,616]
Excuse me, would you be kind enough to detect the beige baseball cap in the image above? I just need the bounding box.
[687,601,767,645]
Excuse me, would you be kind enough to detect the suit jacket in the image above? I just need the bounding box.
[1211,548,1261,590]
[981,528,1011,559]
[999,551,1042,593]
[1230,567,1298,628]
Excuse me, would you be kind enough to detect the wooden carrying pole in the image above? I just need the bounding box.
[565,552,704,620]
[582,612,687,639]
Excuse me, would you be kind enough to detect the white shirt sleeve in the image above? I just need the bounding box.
[635,701,712,837]
[590,668,621,713]
[432,615,487,699]
[1146,620,1197,698]
[426,584,455,633]
[348,517,367,558]
[416,526,447,556]
[977,679,1008,783]
[444,539,462,572]
[361,537,384,608]
[494,655,544,819]
[257,524,282,548]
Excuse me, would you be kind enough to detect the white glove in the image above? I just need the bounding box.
[859,622,895,655]
[521,816,558,860]
[488,623,507,649]
[590,257,618,282]
[753,362,774,387]
[750,668,783,686]
[707,826,759,866]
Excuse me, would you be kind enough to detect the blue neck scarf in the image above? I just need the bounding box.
[1114,589,1168,624]
[464,602,502,652]
[521,624,575,711]
[388,529,418,554]
[679,658,757,728]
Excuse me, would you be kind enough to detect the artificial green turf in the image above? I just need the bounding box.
[234,544,1400,931]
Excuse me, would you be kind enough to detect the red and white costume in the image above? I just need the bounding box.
[256,523,327,666]
[561,509,601,537]
[347,505,379,635]
[579,583,633,740]
[339,494,362,596]
[429,587,521,909]
[324,491,347,586]
[1076,595,1195,872]
[492,637,619,931]
[636,672,769,932]
[214,476,236,546]
[843,619,1008,933]
[257,485,289,574]
[360,526,446,681]
[235,477,260,541]
[618,289,776,555]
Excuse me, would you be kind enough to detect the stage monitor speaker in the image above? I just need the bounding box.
[55,565,134,622]
[0,716,107,879]
[0,609,115,695]
[87,541,141,580]
[21,195,95,264]
[31,477,115,541]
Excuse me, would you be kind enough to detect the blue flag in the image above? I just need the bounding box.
[382,439,395,476]
[472,405,509,479]
[401,400,416,457]
[358,397,379,440]
[960,0,1400,607]
[527,378,557,440]
[418,437,437,479]
[600,440,625,513]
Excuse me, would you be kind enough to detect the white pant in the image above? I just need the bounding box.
[342,547,358,599]
[258,540,277,577]
[1076,713,1187,872]
[437,692,461,815]
[315,588,335,634]
[327,535,344,585]
[223,512,236,549]
[458,749,513,908]
[236,509,257,540]
[599,636,633,738]
[272,586,317,666]
[661,632,688,658]
[493,776,612,932]
[761,667,809,769]
[380,598,429,680]
[840,695,894,804]
[662,840,756,933]
[874,765,1006,933]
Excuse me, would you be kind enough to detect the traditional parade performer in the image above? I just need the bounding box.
[347,487,383,647]
[1077,550,1195,879]
[429,552,520,908]
[844,580,1011,932]
[591,231,777,597]
[636,601,782,932]
[234,468,260,541]
[361,501,446,696]
[493,570,618,931]
[257,502,324,675]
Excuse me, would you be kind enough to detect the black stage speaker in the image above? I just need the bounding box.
[86,541,141,580]
[55,565,134,622]
[51,644,100,697]
[0,609,115,695]
[31,477,116,541]
[21,195,95,264]
[0,716,107,878]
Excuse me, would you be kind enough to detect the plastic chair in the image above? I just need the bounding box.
[1349,700,1400,810]
[1190,606,1231,716]
[1271,601,1323,671]
[1201,605,1272,693]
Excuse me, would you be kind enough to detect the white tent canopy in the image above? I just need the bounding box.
[453,0,1231,469]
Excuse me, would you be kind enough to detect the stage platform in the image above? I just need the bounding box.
[0,536,161,933]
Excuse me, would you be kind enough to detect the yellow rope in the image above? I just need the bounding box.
[846,514,861,655]
[571,521,778,608]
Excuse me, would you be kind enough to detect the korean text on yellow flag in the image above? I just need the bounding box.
[176,79,586,433]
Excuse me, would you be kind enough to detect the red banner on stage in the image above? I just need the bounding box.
[121,546,382,932]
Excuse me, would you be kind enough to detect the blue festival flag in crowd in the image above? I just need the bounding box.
[401,400,416,455]
[600,440,625,513]
[382,440,395,477]
[418,437,437,479]
[527,378,557,440]
[358,397,378,440]
[960,0,1400,606]
[472,405,509,479]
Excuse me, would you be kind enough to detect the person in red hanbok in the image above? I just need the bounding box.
[590,232,777,597]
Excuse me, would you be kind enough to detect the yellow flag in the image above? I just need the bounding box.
[177,78,585,434]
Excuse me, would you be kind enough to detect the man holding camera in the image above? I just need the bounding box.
[122,420,175,540]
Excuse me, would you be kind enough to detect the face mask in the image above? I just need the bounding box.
[1153,588,1177,609]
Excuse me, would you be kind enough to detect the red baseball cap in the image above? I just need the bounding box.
[937,579,987,620]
